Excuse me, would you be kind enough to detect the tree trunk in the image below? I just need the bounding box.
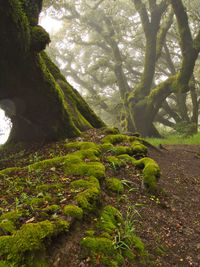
[0,0,104,144]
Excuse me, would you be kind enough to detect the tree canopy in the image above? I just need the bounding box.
[42,0,200,137]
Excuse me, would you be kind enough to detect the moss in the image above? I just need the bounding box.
[26,154,81,172]
[63,205,83,220]
[0,211,22,224]
[65,162,105,180]
[30,25,50,52]
[81,236,114,255]
[106,156,126,169]
[106,178,124,193]
[103,127,120,135]
[36,183,63,193]
[98,143,114,152]
[134,157,160,193]
[70,176,100,190]
[101,134,128,144]
[123,249,135,262]
[3,0,31,57]
[65,141,97,151]
[130,141,148,156]
[75,187,100,212]
[112,146,131,156]
[0,220,16,236]
[41,51,66,82]
[44,205,60,212]
[0,220,55,265]
[0,167,21,178]
[117,154,135,165]
[98,206,123,234]
[73,148,100,162]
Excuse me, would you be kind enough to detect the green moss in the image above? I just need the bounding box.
[41,51,66,82]
[65,141,97,150]
[81,236,114,255]
[36,183,63,193]
[98,143,114,152]
[73,148,100,162]
[101,135,128,144]
[0,211,22,224]
[0,221,16,236]
[30,25,50,52]
[0,220,55,265]
[75,187,100,212]
[65,162,105,180]
[130,141,148,156]
[63,205,83,220]
[70,176,100,190]
[106,178,124,193]
[0,167,21,178]
[106,156,126,169]
[134,158,160,193]
[103,127,120,135]
[98,206,122,234]
[117,154,135,164]
[112,146,131,156]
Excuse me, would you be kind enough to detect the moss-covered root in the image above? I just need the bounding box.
[80,206,148,266]
[134,157,161,193]
[0,220,69,267]
[118,154,161,193]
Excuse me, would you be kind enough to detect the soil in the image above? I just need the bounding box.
[0,129,200,266]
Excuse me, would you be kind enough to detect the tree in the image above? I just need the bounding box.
[43,0,200,137]
[0,0,104,144]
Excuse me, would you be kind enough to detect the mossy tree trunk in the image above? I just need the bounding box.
[0,0,104,143]
[126,0,200,137]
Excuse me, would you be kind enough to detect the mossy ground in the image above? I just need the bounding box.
[0,128,199,266]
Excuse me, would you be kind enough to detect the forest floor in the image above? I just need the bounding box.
[0,128,200,267]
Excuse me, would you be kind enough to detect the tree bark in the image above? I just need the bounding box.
[0,0,104,143]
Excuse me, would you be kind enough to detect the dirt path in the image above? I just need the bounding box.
[144,145,200,266]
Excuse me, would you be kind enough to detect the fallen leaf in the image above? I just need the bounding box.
[96,254,101,264]
[25,217,35,224]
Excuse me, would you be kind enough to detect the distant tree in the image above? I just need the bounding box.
[0,0,104,144]
[42,0,200,136]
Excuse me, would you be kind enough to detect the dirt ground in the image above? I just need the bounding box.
[144,145,200,266]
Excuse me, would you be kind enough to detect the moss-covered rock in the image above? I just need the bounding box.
[112,146,131,156]
[130,141,148,156]
[75,187,100,213]
[70,176,100,190]
[63,205,83,220]
[65,161,105,180]
[106,178,124,193]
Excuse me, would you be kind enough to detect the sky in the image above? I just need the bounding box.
[0,16,60,145]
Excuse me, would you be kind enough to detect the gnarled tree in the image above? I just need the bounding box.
[0,0,104,144]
